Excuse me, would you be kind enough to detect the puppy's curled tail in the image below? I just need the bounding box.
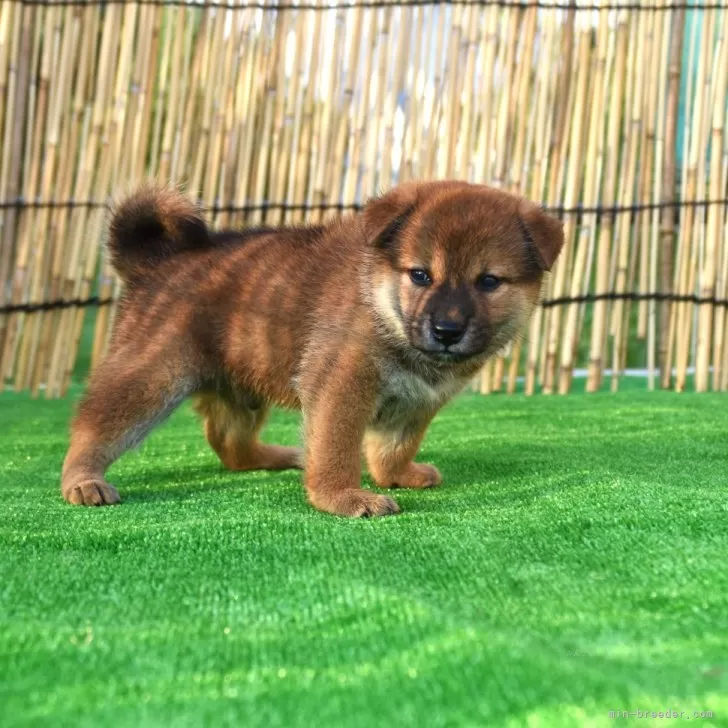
[108,186,211,282]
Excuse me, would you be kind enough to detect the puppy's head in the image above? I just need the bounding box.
[363,181,564,364]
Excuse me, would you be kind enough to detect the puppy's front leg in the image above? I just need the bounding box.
[365,411,442,489]
[301,361,400,518]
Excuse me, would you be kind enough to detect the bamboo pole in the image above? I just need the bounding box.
[311,8,347,222]
[586,10,630,393]
[505,4,538,395]
[610,9,648,392]
[31,5,79,395]
[47,3,101,396]
[1,4,35,388]
[672,10,713,392]
[698,12,728,391]
[713,87,728,390]
[542,4,580,395]
[0,1,19,329]
[637,8,658,343]
[659,7,686,389]
[647,0,670,391]
[12,6,55,393]
[558,5,612,394]
[524,6,559,396]
[483,6,521,394]
[342,8,374,204]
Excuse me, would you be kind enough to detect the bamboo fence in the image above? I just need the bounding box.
[0,0,727,398]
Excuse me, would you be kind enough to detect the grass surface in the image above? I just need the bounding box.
[1,386,727,727]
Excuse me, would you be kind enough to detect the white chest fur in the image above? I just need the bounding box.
[372,360,466,432]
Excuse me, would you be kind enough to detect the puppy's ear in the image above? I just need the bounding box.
[363,185,418,251]
[519,201,565,272]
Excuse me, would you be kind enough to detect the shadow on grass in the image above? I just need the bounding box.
[111,445,587,520]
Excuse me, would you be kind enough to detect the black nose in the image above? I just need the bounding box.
[432,320,466,347]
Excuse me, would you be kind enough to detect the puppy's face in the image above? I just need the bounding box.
[364,181,564,364]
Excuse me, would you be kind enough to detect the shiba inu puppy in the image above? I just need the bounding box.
[61,180,563,517]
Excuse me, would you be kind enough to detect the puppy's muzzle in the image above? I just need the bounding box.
[431,319,467,347]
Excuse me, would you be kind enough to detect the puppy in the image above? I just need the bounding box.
[60,180,563,517]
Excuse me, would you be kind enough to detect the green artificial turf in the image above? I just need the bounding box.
[1,385,727,727]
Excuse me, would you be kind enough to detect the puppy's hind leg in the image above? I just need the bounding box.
[193,393,302,471]
[61,354,195,506]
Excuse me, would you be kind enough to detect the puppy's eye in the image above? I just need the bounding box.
[409,269,432,286]
[476,274,501,292]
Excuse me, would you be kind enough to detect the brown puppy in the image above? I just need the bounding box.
[60,180,563,517]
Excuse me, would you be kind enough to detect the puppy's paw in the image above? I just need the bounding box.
[63,479,121,506]
[376,463,442,489]
[309,489,401,518]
